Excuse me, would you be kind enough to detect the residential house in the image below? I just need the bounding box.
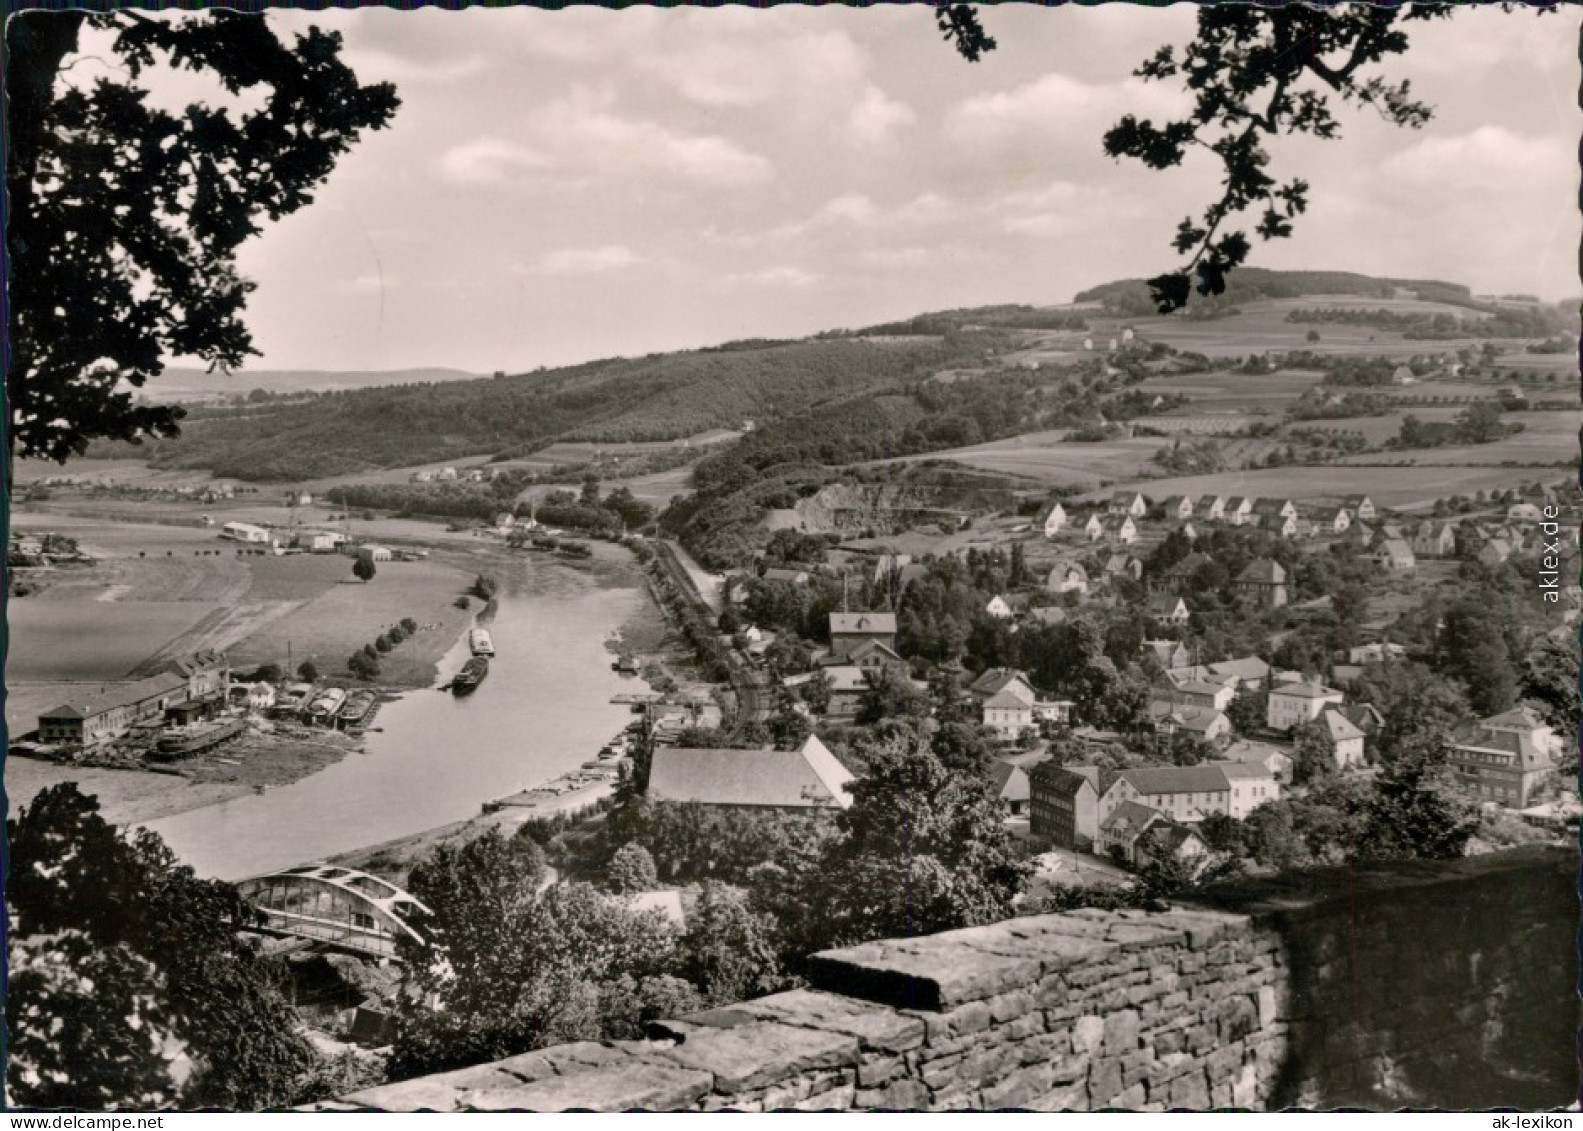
[362,545,394,563]
[1147,700,1232,743]
[989,758,1041,817]
[245,683,277,711]
[1267,681,1345,732]
[1339,702,1387,741]
[969,668,1037,705]
[1162,679,1236,712]
[1310,505,1351,534]
[1038,502,1069,538]
[764,567,811,585]
[38,674,188,745]
[1205,656,1272,690]
[1033,698,1075,725]
[1145,640,1193,671]
[1211,763,1279,819]
[1157,552,1212,590]
[1097,802,1194,867]
[1410,521,1457,558]
[1102,554,1143,583]
[1390,364,1416,385]
[1082,514,1106,542]
[1374,539,1416,572]
[984,689,1035,740]
[1507,502,1545,523]
[1223,497,1255,526]
[1197,495,1228,522]
[822,666,871,719]
[437,467,458,481]
[163,649,230,703]
[1222,740,1294,785]
[306,531,344,553]
[1444,706,1559,808]
[1106,516,1139,545]
[985,595,1016,620]
[1160,495,1195,521]
[1319,708,1367,770]
[1235,559,1288,608]
[846,638,905,674]
[1343,495,1376,521]
[1099,765,1234,824]
[1145,593,1190,627]
[829,612,898,659]
[1046,563,1089,595]
[1347,642,1406,664]
[1109,492,1148,518]
[647,735,855,811]
[1029,763,1099,849]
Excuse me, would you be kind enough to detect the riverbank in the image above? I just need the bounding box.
[6,724,361,827]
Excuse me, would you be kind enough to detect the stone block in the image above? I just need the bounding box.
[807,938,1042,1011]
[461,1062,715,1112]
[857,1054,904,1088]
[854,1077,931,1110]
[1206,1042,1245,1083]
[1000,1012,1045,1042]
[1211,1080,1233,1107]
[1179,953,1206,974]
[1120,1048,1154,1087]
[1231,1063,1259,1108]
[912,999,993,1044]
[1087,1056,1123,1106]
[1154,1029,1186,1057]
[930,1087,982,1111]
[1117,1083,1147,1108]
[1072,1014,1105,1055]
[733,989,925,1053]
[986,988,1037,1024]
[796,1083,856,1111]
[918,1051,966,1088]
[984,1060,1080,1109]
[1102,1009,1141,1055]
[1028,1083,1088,1112]
[657,1020,858,1093]
[342,1079,471,1112]
[1167,1069,1210,1110]
[1107,922,1187,952]
[1257,985,1279,1026]
[1218,996,1260,1043]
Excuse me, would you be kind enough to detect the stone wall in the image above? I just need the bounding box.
[330,845,1577,1112]
[334,906,1291,1112]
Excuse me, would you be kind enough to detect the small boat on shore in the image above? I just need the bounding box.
[469,627,495,657]
[452,657,489,695]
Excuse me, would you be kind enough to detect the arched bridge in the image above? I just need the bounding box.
[237,863,431,961]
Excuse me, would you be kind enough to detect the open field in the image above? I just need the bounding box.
[1333,409,1575,467]
[875,431,1170,488]
[8,603,221,681]
[1085,464,1570,512]
[1135,368,1327,410]
[1128,299,1503,360]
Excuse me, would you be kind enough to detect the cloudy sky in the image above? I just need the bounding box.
[122,6,1578,373]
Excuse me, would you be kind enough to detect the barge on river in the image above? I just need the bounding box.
[469,628,495,657]
[307,687,347,725]
[338,689,379,729]
[452,657,489,695]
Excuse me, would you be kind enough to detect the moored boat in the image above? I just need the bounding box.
[452,657,489,695]
[469,627,495,657]
[307,687,347,724]
[338,689,378,728]
[151,716,246,760]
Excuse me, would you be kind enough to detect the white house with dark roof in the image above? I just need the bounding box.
[1106,515,1139,545]
[1160,495,1195,521]
[1444,706,1558,808]
[1198,495,1227,522]
[1108,492,1148,518]
[1146,593,1191,626]
[1039,501,1069,538]
[985,595,1016,620]
[1223,497,1255,526]
[1267,681,1345,732]
[647,735,854,811]
[1146,701,1231,743]
[1342,495,1376,521]
[1374,539,1417,572]
[1082,514,1106,542]
[1319,708,1367,769]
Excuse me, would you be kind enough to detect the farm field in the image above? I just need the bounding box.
[1332,409,1575,466]
[876,431,1170,488]
[7,601,220,681]
[1087,464,1569,513]
[1135,369,1327,406]
[1130,301,1496,359]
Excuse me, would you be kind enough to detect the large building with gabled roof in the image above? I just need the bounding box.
[647,735,855,811]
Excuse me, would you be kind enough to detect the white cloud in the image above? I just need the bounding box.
[1379,126,1571,195]
[436,136,548,185]
[944,72,1191,150]
[529,246,647,275]
[849,85,917,145]
[341,46,488,85]
[733,266,820,288]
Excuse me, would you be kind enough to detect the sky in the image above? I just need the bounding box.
[100,5,1579,374]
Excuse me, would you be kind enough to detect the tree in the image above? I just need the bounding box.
[1226,685,1268,736]
[678,882,784,1006]
[1102,6,1455,312]
[855,665,932,726]
[392,831,689,1080]
[1352,661,1469,765]
[352,555,377,584]
[1356,752,1479,861]
[606,843,659,895]
[767,701,814,751]
[7,12,399,461]
[1522,634,1581,742]
[374,632,394,653]
[1290,718,1338,786]
[929,720,999,778]
[782,732,1031,957]
[296,660,319,683]
[347,651,380,681]
[7,785,317,1108]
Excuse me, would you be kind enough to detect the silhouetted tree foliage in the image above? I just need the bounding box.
[7,11,398,460]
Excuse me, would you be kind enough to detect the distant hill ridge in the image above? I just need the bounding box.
[90,268,1539,482]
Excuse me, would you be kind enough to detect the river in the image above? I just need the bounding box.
[145,555,646,881]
